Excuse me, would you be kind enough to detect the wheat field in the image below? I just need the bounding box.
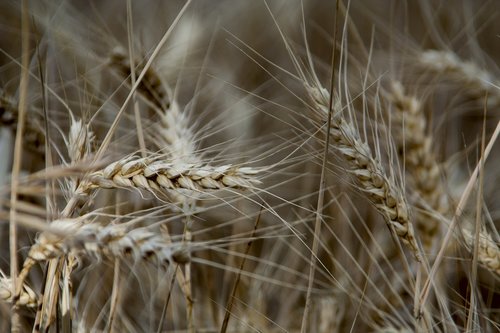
[1,0,500,332]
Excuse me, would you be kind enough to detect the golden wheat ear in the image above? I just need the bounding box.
[84,155,261,194]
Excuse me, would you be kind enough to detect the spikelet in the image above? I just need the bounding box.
[306,84,421,260]
[66,118,94,164]
[151,99,199,163]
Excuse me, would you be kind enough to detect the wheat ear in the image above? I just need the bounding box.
[84,156,260,195]
[418,50,500,106]
[388,81,449,249]
[462,229,500,277]
[306,84,421,260]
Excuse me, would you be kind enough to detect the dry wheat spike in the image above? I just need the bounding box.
[83,156,260,196]
[306,84,421,260]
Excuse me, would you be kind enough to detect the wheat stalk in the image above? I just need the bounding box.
[306,84,421,260]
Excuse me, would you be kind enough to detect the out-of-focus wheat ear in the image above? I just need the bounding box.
[462,229,500,277]
[418,50,500,107]
[85,156,261,196]
[108,47,172,111]
[0,271,37,308]
[306,84,421,261]
[388,81,450,250]
[21,219,191,269]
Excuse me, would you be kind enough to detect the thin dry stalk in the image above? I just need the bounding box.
[220,209,261,333]
[9,1,30,330]
[388,81,449,249]
[307,84,421,260]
